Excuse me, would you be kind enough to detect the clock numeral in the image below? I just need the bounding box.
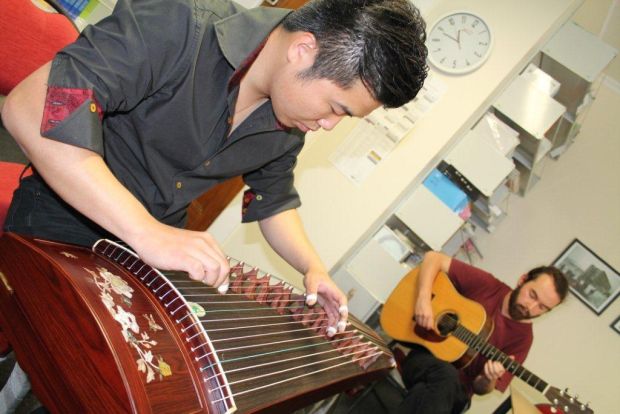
[440,57,446,64]
[466,59,471,66]
[461,15,467,24]
[432,48,442,53]
[449,17,455,25]
[472,20,479,28]
[431,38,441,42]
[479,41,488,46]
[452,60,457,69]
[474,51,482,58]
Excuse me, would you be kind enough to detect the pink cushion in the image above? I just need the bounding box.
[0,1,78,95]
[0,162,30,235]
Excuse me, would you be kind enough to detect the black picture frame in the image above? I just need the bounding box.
[611,316,620,335]
[552,239,620,315]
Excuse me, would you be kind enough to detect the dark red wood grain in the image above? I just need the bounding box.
[0,233,393,413]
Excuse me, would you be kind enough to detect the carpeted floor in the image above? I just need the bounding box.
[0,352,45,414]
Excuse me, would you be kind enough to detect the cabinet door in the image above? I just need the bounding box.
[346,237,411,304]
[396,186,464,251]
[332,268,380,322]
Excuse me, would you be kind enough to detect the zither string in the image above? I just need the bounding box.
[166,270,390,399]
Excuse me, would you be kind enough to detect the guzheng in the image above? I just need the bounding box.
[0,233,394,413]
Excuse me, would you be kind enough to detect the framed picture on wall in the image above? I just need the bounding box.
[552,239,620,315]
[611,316,620,335]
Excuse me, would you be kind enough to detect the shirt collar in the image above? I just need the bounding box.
[214,7,291,69]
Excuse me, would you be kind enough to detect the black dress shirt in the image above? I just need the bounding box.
[41,0,305,228]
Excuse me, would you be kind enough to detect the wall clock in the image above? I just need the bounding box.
[427,11,493,75]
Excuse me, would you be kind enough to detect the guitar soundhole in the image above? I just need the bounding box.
[437,312,458,337]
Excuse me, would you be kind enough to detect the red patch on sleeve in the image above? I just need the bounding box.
[241,189,256,217]
[41,87,102,134]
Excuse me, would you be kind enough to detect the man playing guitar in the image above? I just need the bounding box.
[396,251,569,414]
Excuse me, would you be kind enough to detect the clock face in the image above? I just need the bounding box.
[427,12,493,75]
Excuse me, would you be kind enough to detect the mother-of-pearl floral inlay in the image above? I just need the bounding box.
[85,266,172,382]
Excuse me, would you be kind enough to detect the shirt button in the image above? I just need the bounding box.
[176,181,183,189]
[227,116,233,125]
[256,194,263,201]
[205,160,211,167]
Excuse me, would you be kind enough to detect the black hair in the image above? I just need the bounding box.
[282,0,428,108]
[526,266,569,302]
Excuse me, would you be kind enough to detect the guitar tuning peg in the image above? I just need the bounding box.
[563,387,570,396]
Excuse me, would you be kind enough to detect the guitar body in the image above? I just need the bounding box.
[380,268,493,368]
[380,268,594,414]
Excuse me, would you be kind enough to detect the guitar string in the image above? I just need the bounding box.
[445,314,545,390]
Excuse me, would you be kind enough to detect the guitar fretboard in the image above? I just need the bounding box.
[450,320,547,393]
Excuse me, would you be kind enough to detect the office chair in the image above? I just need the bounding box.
[0,0,79,369]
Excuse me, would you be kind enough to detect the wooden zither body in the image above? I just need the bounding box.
[0,233,394,413]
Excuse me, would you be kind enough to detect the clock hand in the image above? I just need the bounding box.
[442,32,460,43]
[456,29,462,50]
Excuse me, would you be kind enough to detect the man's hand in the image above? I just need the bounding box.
[303,269,348,337]
[131,222,230,290]
[473,357,509,395]
[258,209,348,337]
[414,296,434,330]
[414,251,452,330]
[483,359,507,382]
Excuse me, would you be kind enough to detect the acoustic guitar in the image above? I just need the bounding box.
[380,268,593,414]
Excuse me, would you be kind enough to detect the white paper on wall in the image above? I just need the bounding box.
[329,72,447,185]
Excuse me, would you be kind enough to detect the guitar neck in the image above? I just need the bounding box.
[452,323,548,393]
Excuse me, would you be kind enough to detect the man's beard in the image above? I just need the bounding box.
[508,285,533,321]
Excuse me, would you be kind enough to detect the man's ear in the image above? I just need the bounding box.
[287,32,318,66]
[516,274,528,287]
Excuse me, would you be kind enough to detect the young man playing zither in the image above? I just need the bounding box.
[1,0,428,410]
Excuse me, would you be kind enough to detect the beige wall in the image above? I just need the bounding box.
[471,3,619,412]
[466,80,620,414]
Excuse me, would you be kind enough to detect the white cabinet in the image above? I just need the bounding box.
[444,130,515,198]
[346,235,411,304]
[332,267,381,323]
[493,76,567,195]
[395,186,465,251]
[541,21,617,157]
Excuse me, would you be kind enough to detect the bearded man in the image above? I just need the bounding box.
[396,251,568,414]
